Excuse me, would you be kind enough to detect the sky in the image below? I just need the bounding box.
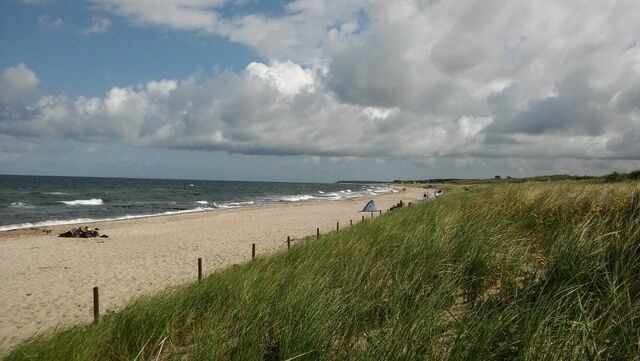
[1,0,639,182]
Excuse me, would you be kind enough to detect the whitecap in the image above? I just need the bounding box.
[213,201,256,209]
[316,192,341,200]
[280,195,315,202]
[9,201,34,209]
[196,200,208,205]
[60,199,104,206]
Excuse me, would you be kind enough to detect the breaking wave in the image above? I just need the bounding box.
[9,201,35,209]
[60,199,104,206]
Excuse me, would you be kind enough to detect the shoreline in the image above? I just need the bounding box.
[0,188,402,233]
[0,187,424,350]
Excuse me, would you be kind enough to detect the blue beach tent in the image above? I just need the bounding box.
[361,200,377,212]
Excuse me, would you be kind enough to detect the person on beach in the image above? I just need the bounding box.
[59,226,105,238]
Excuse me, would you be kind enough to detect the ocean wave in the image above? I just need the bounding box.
[60,198,104,206]
[315,192,341,200]
[0,184,400,232]
[0,207,218,232]
[0,218,96,232]
[280,195,315,202]
[9,201,35,209]
[213,201,256,209]
[163,207,214,215]
[365,186,396,195]
[43,192,67,195]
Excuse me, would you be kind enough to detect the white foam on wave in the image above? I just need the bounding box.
[196,200,208,205]
[214,201,256,209]
[43,192,67,195]
[60,198,104,206]
[280,195,315,202]
[162,207,214,215]
[365,186,397,195]
[315,192,341,200]
[9,201,35,209]
[0,206,219,232]
[0,218,97,232]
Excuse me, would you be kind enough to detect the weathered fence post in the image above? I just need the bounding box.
[350,219,352,226]
[316,227,320,241]
[379,210,382,216]
[337,222,339,231]
[93,287,99,324]
[252,243,256,260]
[198,258,202,282]
[287,236,290,250]
[371,212,374,218]
[362,215,365,221]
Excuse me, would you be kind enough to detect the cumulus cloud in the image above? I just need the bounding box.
[91,0,368,63]
[84,16,112,34]
[3,0,640,173]
[0,64,39,104]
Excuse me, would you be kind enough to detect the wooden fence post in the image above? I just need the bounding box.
[316,227,320,241]
[379,210,382,216]
[287,236,290,250]
[252,243,256,260]
[350,219,352,226]
[337,221,339,231]
[198,258,202,282]
[93,287,99,324]
[362,215,364,221]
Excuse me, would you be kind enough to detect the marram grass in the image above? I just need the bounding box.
[4,181,639,360]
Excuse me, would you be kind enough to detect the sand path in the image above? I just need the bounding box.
[0,188,424,351]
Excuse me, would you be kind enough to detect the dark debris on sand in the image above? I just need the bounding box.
[58,226,108,238]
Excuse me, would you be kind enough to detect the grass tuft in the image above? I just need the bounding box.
[4,181,640,360]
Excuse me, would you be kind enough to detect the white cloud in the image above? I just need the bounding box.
[0,64,39,104]
[38,15,64,31]
[245,61,314,95]
[91,0,225,30]
[3,0,640,175]
[84,16,112,34]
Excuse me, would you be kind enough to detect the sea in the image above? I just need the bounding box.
[0,175,396,231]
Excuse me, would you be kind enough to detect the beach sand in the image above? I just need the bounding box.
[0,187,424,351]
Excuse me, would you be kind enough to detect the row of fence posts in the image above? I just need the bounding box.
[91,208,389,323]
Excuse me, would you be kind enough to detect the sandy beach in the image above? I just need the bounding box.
[0,187,424,351]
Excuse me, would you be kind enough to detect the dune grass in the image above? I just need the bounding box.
[4,181,640,360]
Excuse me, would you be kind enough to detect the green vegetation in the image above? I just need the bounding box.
[394,169,640,185]
[5,181,640,360]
